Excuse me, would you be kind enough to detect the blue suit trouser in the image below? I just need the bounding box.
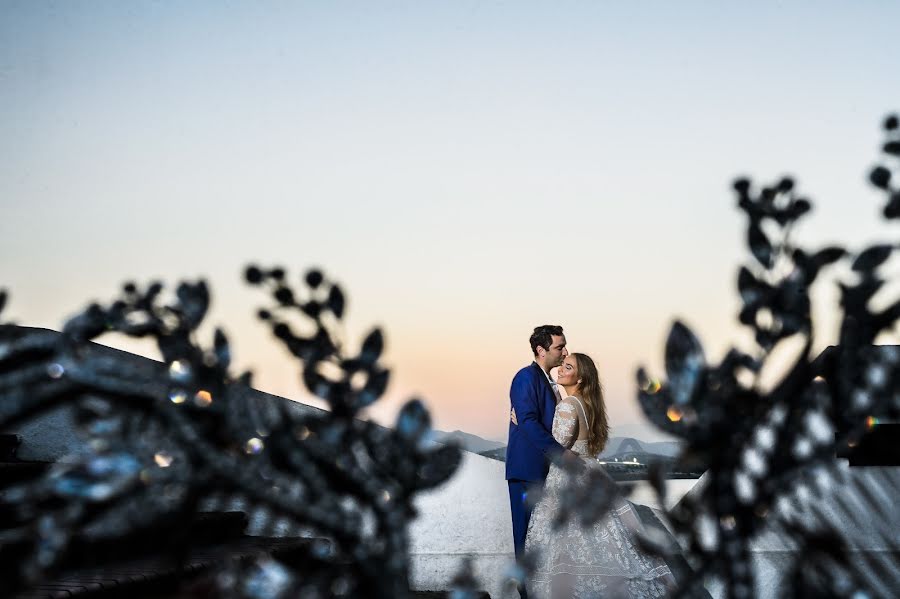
[508,479,539,560]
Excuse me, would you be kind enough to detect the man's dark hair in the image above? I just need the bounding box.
[530,325,563,356]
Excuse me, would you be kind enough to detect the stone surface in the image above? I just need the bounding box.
[410,451,514,599]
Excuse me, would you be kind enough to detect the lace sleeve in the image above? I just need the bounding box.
[552,399,579,448]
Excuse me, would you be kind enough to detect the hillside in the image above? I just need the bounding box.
[430,430,505,454]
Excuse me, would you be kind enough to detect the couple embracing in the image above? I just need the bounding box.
[506,325,675,598]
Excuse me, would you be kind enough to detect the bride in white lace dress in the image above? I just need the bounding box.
[524,353,675,598]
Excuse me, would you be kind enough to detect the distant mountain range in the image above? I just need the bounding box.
[430,429,682,461]
[429,430,505,454]
[600,437,682,458]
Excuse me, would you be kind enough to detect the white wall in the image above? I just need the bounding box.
[409,451,516,599]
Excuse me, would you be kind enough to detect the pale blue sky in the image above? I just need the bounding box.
[2,1,899,441]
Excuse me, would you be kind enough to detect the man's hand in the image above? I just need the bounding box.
[561,449,579,463]
[510,407,518,426]
[560,449,585,474]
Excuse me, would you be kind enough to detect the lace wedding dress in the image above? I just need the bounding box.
[524,397,675,598]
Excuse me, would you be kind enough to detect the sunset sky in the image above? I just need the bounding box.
[3,2,899,442]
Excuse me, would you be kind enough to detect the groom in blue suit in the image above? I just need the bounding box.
[506,325,578,569]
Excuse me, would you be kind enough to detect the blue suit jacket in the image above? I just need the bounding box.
[505,362,566,481]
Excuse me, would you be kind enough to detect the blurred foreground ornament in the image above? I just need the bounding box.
[0,268,461,598]
[635,114,900,597]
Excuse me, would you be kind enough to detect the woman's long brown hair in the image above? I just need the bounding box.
[573,353,610,456]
